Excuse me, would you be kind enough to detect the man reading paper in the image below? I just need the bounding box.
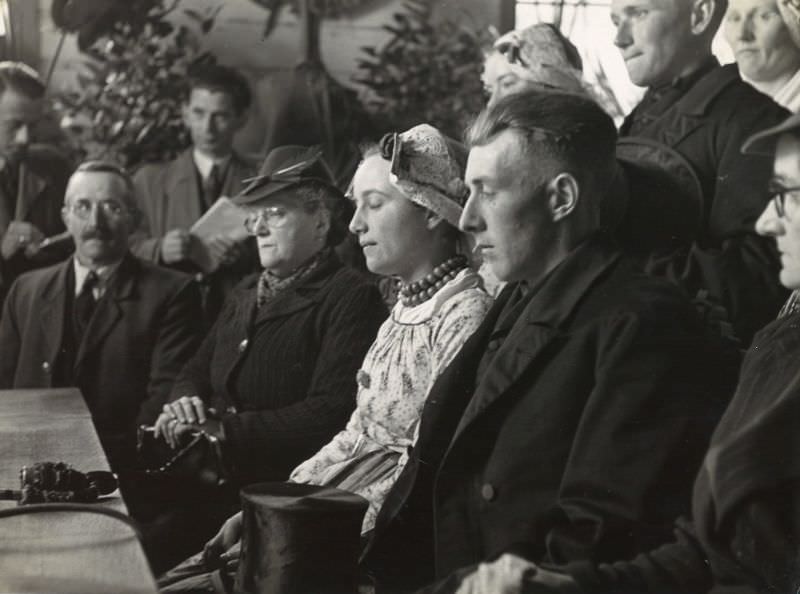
[130,63,257,323]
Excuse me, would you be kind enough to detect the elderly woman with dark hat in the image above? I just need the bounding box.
[153,146,387,487]
[158,125,492,592]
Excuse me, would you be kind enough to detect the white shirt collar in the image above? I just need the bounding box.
[193,149,232,180]
[73,257,122,298]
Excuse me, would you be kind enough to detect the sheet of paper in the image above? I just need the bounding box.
[189,197,250,274]
[190,197,249,243]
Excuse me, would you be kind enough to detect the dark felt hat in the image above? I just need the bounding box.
[607,137,704,252]
[232,145,343,206]
[741,112,800,156]
[235,482,368,594]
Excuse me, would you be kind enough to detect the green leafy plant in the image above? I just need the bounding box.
[355,0,492,139]
[51,0,216,169]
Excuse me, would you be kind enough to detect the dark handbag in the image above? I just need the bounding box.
[136,425,231,487]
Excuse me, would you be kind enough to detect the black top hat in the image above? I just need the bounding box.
[233,145,342,206]
[235,482,369,594]
[610,136,704,252]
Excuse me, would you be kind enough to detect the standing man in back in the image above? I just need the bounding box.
[611,0,789,343]
[131,63,257,321]
[0,61,72,305]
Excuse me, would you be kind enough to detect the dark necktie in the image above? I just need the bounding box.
[74,271,99,340]
[202,164,222,209]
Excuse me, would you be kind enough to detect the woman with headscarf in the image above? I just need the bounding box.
[724,0,800,111]
[481,23,587,107]
[158,125,492,592]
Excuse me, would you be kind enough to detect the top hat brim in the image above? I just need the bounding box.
[612,137,704,251]
[742,112,800,156]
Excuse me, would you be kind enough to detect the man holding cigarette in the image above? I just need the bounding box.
[0,62,72,307]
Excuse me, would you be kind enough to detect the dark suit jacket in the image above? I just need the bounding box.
[621,62,789,344]
[0,145,72,305]
[0,253,203,470]
[363,235,738,591]
[170,252,388,485]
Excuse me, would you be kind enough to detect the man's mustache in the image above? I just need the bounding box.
[80,229,114,241]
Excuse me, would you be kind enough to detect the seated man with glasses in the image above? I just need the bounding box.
[0,160,204,473]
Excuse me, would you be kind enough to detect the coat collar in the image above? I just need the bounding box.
[39,253,140,372]
[446,234,622,445]
[167,148,251,198]
[668,61,739,118]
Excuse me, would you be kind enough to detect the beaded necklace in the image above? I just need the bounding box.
[399,254,468,307]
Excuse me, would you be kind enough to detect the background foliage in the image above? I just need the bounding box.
[356,0,492,139]
[52,0,214,169]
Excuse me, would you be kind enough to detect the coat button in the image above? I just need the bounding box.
[487,339,501,351]
[238,338,248,353]
[41,361,51,373]
[480,483,496,502]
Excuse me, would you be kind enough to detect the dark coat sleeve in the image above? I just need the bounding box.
[136,276,205,426]
[221,281,387,479]
[644,89,788,344]
[538,310,731,565]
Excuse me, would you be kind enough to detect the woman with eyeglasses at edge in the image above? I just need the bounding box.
[148,146,388,572]
[157,125,493,592]
[437,116,800,594]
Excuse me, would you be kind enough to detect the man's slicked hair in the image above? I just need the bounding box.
[69,160,136,208]
[185,62,252,115]
[467,89,618,195]
[0,61,45,100]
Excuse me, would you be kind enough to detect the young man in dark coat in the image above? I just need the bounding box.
[0,160,202,472]
[611,0,789,344]
[450,105,800,594]
[360,90,738,592]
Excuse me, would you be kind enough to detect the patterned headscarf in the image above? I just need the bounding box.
[376,124,469,227]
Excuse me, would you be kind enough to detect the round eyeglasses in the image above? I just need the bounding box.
[244,206,292,235]
[768,184,800,220]
[65,199,128,220]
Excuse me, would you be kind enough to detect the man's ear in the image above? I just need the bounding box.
[315,207,331,241]
[690,0,716,36]
[548,173,579,222]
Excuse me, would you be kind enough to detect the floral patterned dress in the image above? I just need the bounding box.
[289,267,493,533]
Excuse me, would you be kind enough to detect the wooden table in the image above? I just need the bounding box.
[0,388,157,593]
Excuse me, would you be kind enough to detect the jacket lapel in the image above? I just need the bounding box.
[165,150,202,224]
[221,153,253,198]
[447,236,623,447]
[74,255,137,372]
[38,260,70,371]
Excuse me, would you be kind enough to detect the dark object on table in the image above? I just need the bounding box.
[137,424,230,488]
[237,482,368,594]
[0,461,117,504]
